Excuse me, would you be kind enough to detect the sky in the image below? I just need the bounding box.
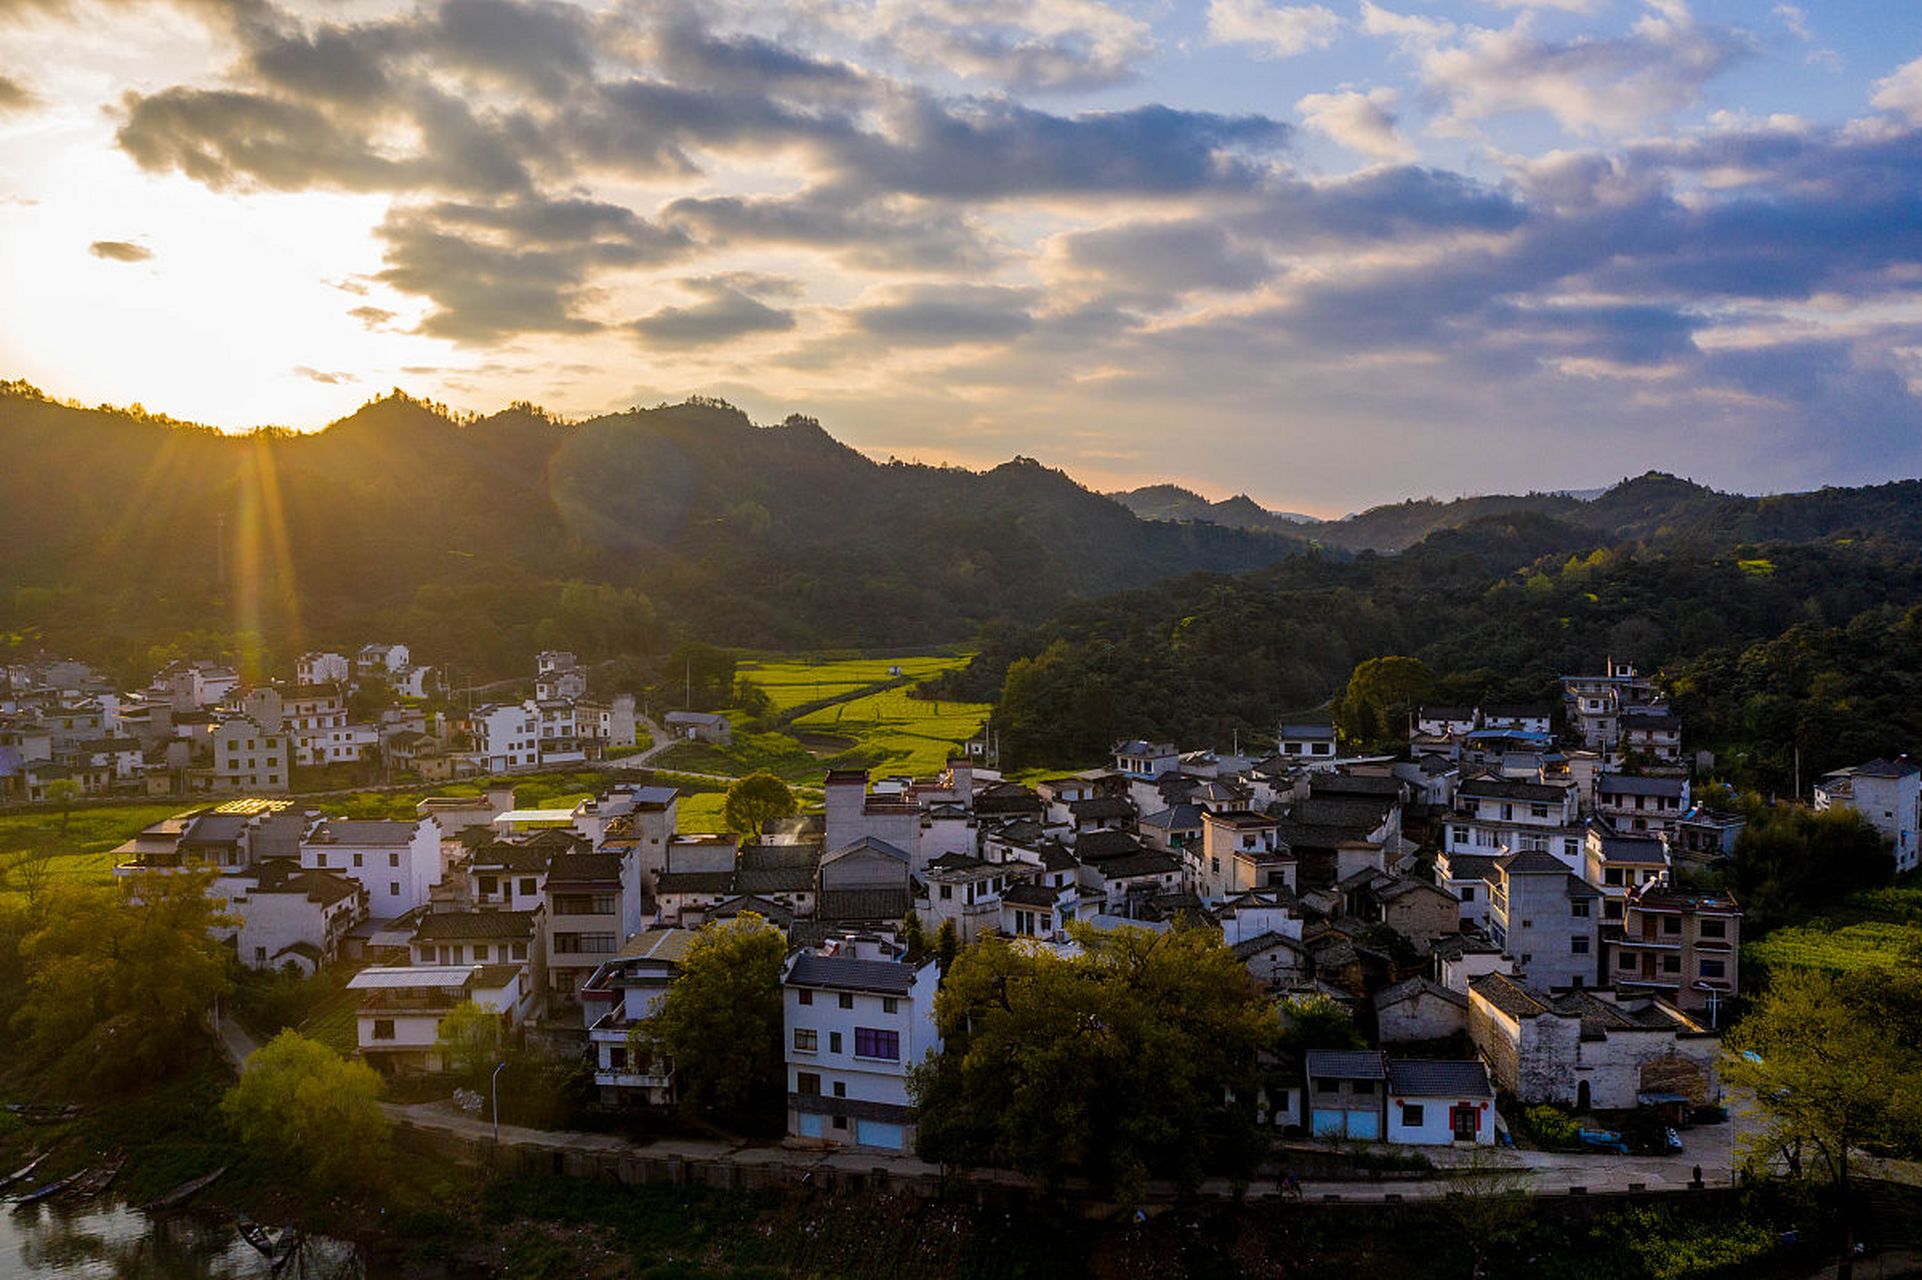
[1,0,1920,515]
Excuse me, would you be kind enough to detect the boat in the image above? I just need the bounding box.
[0,1153,48,1192]
[236,1212,303,1266]
[12,1169,86,1205]
[141,1165,226,1213]
[70,1156,126,1198]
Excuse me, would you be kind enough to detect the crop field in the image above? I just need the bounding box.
[0,802,191,903]
[737,654,970,714]
[792,684,992,778]
[1744,883,1922,975]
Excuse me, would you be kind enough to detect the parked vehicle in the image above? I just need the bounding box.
[1578,1128,1630,1154]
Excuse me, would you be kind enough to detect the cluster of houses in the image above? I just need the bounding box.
[84,655,1922,1159]
[0,647,636,800]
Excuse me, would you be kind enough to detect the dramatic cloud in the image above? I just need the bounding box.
[88,239,153,262]
[0,73,38,113]
[1872,56,1922,125]
[805,0,1157,91]
[850,283,1037,345]
[1296,88,1413,161]
[1409,2,1755,134]
[349,305,398,329]
[1205,0,1340,59]
[628,276,799,348]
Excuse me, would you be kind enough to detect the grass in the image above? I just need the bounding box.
[0,802,196,904]
[1744,882,1922,976]
[736,655,968,715]
[676,791,727,834]
[791,684,991,778]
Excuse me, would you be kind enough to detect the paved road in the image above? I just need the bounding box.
[383,1097,1733,1203]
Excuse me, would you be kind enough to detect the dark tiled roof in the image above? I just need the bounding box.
[1374,976,1467,1011]
[1598,774,1686,797]
[548,853,623,883]
[1231,931,1304,961]
[1857,756,1921,778]
[1386,1058,1490,1097]
[1094,851,1181,881]
[1139,803,1204,832]
[1495,850,1572,876]
[1468,971,1553,1019]
[1204,809,1280,830]
[1458,778,1568,803]
[1305,1049,1386,1080]
[471,842,550,872]
[1002,880,1058,907]
[925,851,988,873]
[1070,796,1135,821]
[787,951,915,995]
[657,871,736,895]
[817,887,915,922]
[823,837,911,865]
[1309,773,1405,799]
[311,819,419,845]
[736,864,816,895]
[1075,830,1146,860]
[708,895,795,926]
[414,910,536,940]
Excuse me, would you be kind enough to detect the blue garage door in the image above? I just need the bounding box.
[797,1113,824,1138]
[1311,1110,1345,1137]
[856,1120,904,1150]
[1346,1110,1380,1141]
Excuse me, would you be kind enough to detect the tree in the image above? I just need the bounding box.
[934,919,959,976]
[1278,993,1365,1055]
[722,772,797,837]
[1732,807,1893,932]
[632,913,787,1129]
[42,777,79,836]
[899,911,928,964]
[912,923,1280,1197]
[1336,656,1435,747]
[221,1031,391,1192]
[1724,969,1922,1279]
[14,870,234,1090]
[436,999,504,1085]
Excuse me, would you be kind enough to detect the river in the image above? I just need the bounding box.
[0,1199,362,1279]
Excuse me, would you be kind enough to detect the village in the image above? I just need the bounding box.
[2,644,1917,1183]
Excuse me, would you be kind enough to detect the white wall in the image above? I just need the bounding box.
[1386,1095,1495,1145]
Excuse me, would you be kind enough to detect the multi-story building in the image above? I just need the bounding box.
[1595,774,1690,836]
[357,643,411,678]
[209,715,289,793]
[545,852,634,1008]
[531,699,584,765]
[1486,850,1601,991]
[1620,709,1685,768]
[578,928,698,1106]
[301,817,443,914]
[1815,757,1920,874]
[347,963,533,1074]
[283,686,377,766]
[1581,823,1670,929]
[464,703,540,773]
[1277,722,1338,763]
[1199,809,1291,899]
[296,651,352,687]
[1442,777,1583,867]
[782,938,940,1152]
[1560,660,1664,752]
[1612,884,1741,1019]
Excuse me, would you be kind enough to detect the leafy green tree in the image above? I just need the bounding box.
[934,919,959,976]
[1732,807,1893,933]
[722,771,798,837]
[14,870,234,1090]
[632,913,786,1130]
[436,999,504,1085]
[1337,656,1435,747]
[1725,969,1922,1279]
[42,777,79,836]
[221,1031,391,1192]
[1278,993,1364,1054]
[911,923,1280,1197]
[899,911,928,964]
[665,643,737,711]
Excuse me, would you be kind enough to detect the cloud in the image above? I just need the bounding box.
[374,197,691,342]
[0,74,40,114]
[1296,88,1413,161]
[628,276,799,348]
[349,305,398,329]
[293,365,358,384]
[850,282,1037,345]
[1055,220,1271,305]
[1357,2,1453,44]
[1205,0,1340,59]
[1412,2,1754,134]
[1772,3,1809,41]
[661,190,995,271]
[88,239,153,262]
[1872,57,1922,126]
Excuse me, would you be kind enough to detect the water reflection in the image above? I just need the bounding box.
[5,1198,360,1279]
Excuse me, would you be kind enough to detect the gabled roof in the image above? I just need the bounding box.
[656,871,736,895]
[413,910,536,940]
[1468,971,1554,1019]
[822,836,911,865]
[547,852,623,884]
[1113,739,1177,757]
[787,951,918,995]
[817,887,915,922]
[1458,777,1569,803]
[1140,803,1205,832]
[1069,795,1135,821]
[1093,851,1181,881]
[1598,774,1686,797]
[1304,1049,1386,1080]
[1074,830,1146,860]
[1374,976,1467,1012]
[1231,930,1305,961]
[1386,1058,1490,1098]
[309,819,419,845]
[1494,849,1573,876]
[1856,756,1921,779]
[1002,880,1060,907]
[707,895,796,927]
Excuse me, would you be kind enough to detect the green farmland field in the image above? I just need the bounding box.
[792,684,991,779]
[1744,883,1922,976]
[736,654,970,714]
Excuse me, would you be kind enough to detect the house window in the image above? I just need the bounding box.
[1700,918,1727,939]
[798,990,813,1006]
[831,1116,848,1130]
[512,942,527,960]
[389,853,400,868]
[1571,936,1590,955]
[854,1028,900,1060]
[474,944,489,961]
[882,997,899,1014]
[794,1028,818,1052]
[797,1072,821,1096]
[608,1046,627,1071]
[833,1081,846,1098]
[1353,1080,1375,1095]
[1700,959,1726,979]
[520,878,537,895]
[1663,916,1682,935]
[389,883,400,896]
[353,853,364,868]
[838,993,854,1010]
[939,885,953,900]
[1571,901,1591,918]
[829,1032,842,1053]
[1460,886,1477,902]
[372,1019,395,1041]
[1662,955,1682,974]
[1402,1103,1425,1126]
[1619,952,1637,970]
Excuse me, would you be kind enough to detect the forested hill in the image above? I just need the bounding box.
[937,506,1922,792]
[1112,471,1922,554]
[0,384,1312,679]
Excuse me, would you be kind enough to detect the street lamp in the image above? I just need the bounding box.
[491,1060,507,1143]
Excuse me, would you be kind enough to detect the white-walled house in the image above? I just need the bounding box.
[1443,777,1583,867]
[302,818,443,915]
[357,643,411,677]
[347,962,530,1073]
[464,703,540,773]
[209,716,289,793]
[783,939,940,1152]
[1385,1059,1495,1145]
[1815,757,1921,873]
[1595,774,1690,837]
[296,651,352,687]
[1277,722,1337,762]
[577,928,698,1106]
[226,862,368,974]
